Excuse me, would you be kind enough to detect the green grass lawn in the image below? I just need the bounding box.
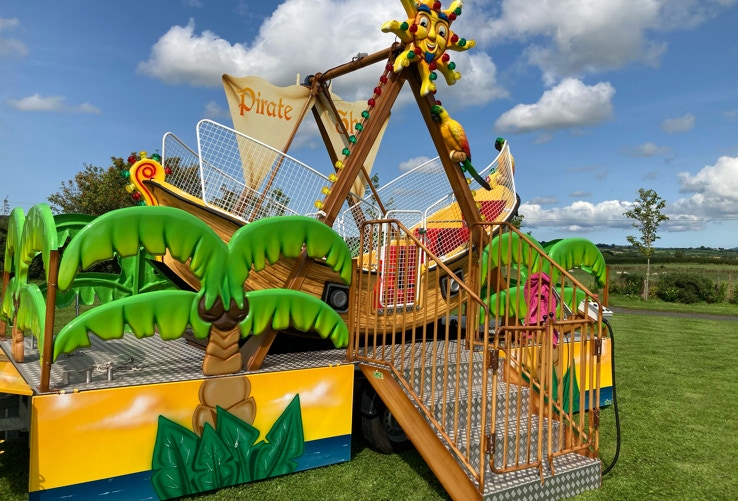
[2,301,737,500]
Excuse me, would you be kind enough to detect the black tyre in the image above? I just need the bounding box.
[360,386,410,454]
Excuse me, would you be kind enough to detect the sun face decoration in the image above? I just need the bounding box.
[382,0,475,96]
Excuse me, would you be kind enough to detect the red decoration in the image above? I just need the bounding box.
[131,191,142,201]
[415,47,423,56]
[164,167,172,175]
[367,98,376,107]
[450,34,459,43]
[409,23,418,33]
[442,53,450,62]
[449,12,457,21]
[433,2,441,10]
[127,155,137,164]
[428,62,437,71]
[380,75,388,83]
[374,86,382,95]
[435,100,442,106]
[386,63,393,71]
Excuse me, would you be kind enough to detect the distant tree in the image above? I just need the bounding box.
[623,188,669,300]
[48,156,135,215]
[510,212,524,230]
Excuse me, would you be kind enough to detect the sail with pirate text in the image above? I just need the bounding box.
[222,74,389,200]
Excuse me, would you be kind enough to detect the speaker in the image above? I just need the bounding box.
[322,283,350,313]
[439,269,464,300]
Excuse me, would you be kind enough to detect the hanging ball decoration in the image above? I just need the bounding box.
[466,177,472,184]
[409,23,418,33]
[329,173,338,182]
[120,170,130,179]
[429,72,437,81]
[380,75,388,83]
[459,38,467,47]
[400,21,409,31]
[385,63,394,71]
[407,50,416,60]
[442,53,450,62]
[151,153,162,162]
[349,135,357,144]
[454,7,462,15]
[450,34,459,44]
[321,186,331,195]
[314,200,324,209]
[361,110,370,119]
[449,12,457,21]
[126,183,136,193]
[367,98,376,107]
[355,123,364,132]
[342,147,351,156]
[448,62,456,70]
[415,47,423,56]
[164,167,172,175]
[374,86,382,96]
[428,61,437,71]
[335,160,344,169]
[433,1,442,9]
[132,191,142,201]
[127,155,137,164]
[139,151,148,158]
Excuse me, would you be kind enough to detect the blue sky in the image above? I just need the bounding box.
[1,0,737,248]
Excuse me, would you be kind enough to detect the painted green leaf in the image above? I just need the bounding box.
[1,276,17,323]
[540,238,607,288]
[239,289,348,348]
[253,395,304,480]
[52,290,208,361]
[227,216,353,294]
[56,206,229,310]
[192,423,239,492]
[215,406,260,483]
[151,416,199,498]
[54,213,96,245]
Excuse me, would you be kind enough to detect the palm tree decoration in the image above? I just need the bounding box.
[53,206,352,376]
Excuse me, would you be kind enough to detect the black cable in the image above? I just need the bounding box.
[601,317,621,475]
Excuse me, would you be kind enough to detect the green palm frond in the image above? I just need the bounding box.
[16,284,47,357]
[227,216,353,299]
[52,290,209,361]
[481,231,543,279]
[239,289,348,348]
[4,207,25,274]
[538,238,607,288]
[57,206,230,309]
[54,213,96,245]
[19,204,58,282]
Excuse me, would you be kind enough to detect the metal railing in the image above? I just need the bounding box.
[349,219,604,494]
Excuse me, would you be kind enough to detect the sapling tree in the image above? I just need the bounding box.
[623,188,669,300]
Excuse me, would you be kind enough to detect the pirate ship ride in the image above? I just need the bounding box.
[1,2,614,499]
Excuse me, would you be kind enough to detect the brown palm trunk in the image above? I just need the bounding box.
[202,324,243,375]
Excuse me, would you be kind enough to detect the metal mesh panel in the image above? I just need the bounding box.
[196,119,335,222]
[161,132,203,199]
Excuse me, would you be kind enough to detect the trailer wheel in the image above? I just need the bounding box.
[360,386,410,454]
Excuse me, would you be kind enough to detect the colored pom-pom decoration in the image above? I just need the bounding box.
[400,21,409,31]
[321,186,331,195]
[349,135,357,144]
[433,2,441,10]
[367,98,376,107]
[329,174,338,182]
[335,160,344,169]
[127,155,137,164]
[132,191,142,201]
[314,200,324,209]
[361,110,370,119]
[151,153,162,162]
[120,170,130,179]
[342,147,351,156]
[380,75,388,83]
[459,38,467,47]
[448,62,456,70]
[450,34,459,43]
[355,123,364,132]
[409,23,418,33]
[125,183,136,193]
[164,167,172,175]
[374,87,382,95]
[139,151,148,158]
[442,53,450,62]
[429,72,437,81]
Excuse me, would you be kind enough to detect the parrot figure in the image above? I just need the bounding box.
[431,104,491,190]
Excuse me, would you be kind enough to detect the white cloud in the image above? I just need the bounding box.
[398,156,435,172]
[202,100,229,120]
[661,113,695,134]
[622,142,671,157]
[136,1,504,110]
[673,156,738,219]
[495,78,615,134]
[477,0,736,83]
[520,199,631,231]
[0,17,28,57]
[6,94,101,114]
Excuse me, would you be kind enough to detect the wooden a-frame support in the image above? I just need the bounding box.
[240,46,487,371]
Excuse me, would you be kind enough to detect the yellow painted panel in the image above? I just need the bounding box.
[30,364,353,492]
[0,354,33,395]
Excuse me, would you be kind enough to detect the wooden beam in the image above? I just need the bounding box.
[360,364,482,501]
